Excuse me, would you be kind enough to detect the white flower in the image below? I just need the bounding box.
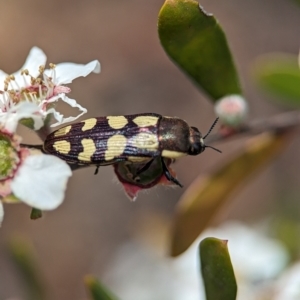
[11,153,72,210]
[177,221,288,300]
[0,46,100,128]
[103,241,204,300]
[273,262,300,300]
[214,94,248,127]
[0,101,72,226]
[203,222,288,282]
[0,101,44,132]
[103,220,288,300]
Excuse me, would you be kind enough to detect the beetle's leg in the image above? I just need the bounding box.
[131,159,154,182]
[94,165,100,175]
[161,158,183,188]
[136,159,154,175]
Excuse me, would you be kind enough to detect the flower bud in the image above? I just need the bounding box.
[214,95,248,127]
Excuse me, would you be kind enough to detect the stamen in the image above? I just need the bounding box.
[4,76,10,91]
[13,94,19,103]
[9,75,21,91]
[23,92,30,102]
[39,84,42,99]
[21,69,29,76]
[30,77,37,85]
[43,74,53,98]
[28,92,37,102]
[39,65,45,75]
[49,63,56,83]
[21,73,29,86]
[32,93,38,102]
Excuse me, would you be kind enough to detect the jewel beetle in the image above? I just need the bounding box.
[43,113,221,187]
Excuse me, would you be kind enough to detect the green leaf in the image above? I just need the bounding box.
[158,0,242,101]
[293,0,300,6]
[254,54,300,107]
[200,238,237,300]
[9,238,46,300]
[170,131,293,256]
[30,208,43,220]
[20,117,35,130]
[85,276,119,300]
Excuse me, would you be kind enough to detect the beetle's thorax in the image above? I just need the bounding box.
[158,117,191,158]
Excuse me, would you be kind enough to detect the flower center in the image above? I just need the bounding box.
[0,133,20,180]
[0,63,69,113]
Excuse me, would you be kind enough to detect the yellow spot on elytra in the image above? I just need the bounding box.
[132,116,159,127]
[82,118,97,131]
[53,140,71,154]
[107,116,128,129]
[105,135,127,161]
[130,133,158,150]
[162,150,186,158]
[54,125,71,137]
[127,156,150,163]
[78,139,96,161]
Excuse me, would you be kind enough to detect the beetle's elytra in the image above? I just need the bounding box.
[43,113,220,187]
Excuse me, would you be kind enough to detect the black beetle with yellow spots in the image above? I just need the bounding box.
[43,113,221,187]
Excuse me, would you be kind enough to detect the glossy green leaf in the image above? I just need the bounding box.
[85,276,119,300]
[255,54,300,106]
[171,131,292,256]
[200,238,237,300]
[158,0,242,101]
[9,238,46,300]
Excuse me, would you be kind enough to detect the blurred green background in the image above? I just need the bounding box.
[0,0,300,299]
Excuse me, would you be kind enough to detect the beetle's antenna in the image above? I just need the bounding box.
[203,117,219,140]
[202,118,221,153]
[205,145,222,153]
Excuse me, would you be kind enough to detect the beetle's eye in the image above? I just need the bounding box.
[188,127,205,155]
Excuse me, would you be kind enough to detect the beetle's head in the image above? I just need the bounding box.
[187,118,221,156]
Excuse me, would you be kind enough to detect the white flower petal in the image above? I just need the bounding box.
[48,94,87,127]
[10,47,47,90]
[0,47,46,91]
[0,70,7,80]
[274,262,300,300]
[47,60,100,85]
[201,222,288,281]
[0,202,4,227]
[18,47,47,77]
[0,71,8,91]
[0,102,44,132]
[11,154,72,210]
